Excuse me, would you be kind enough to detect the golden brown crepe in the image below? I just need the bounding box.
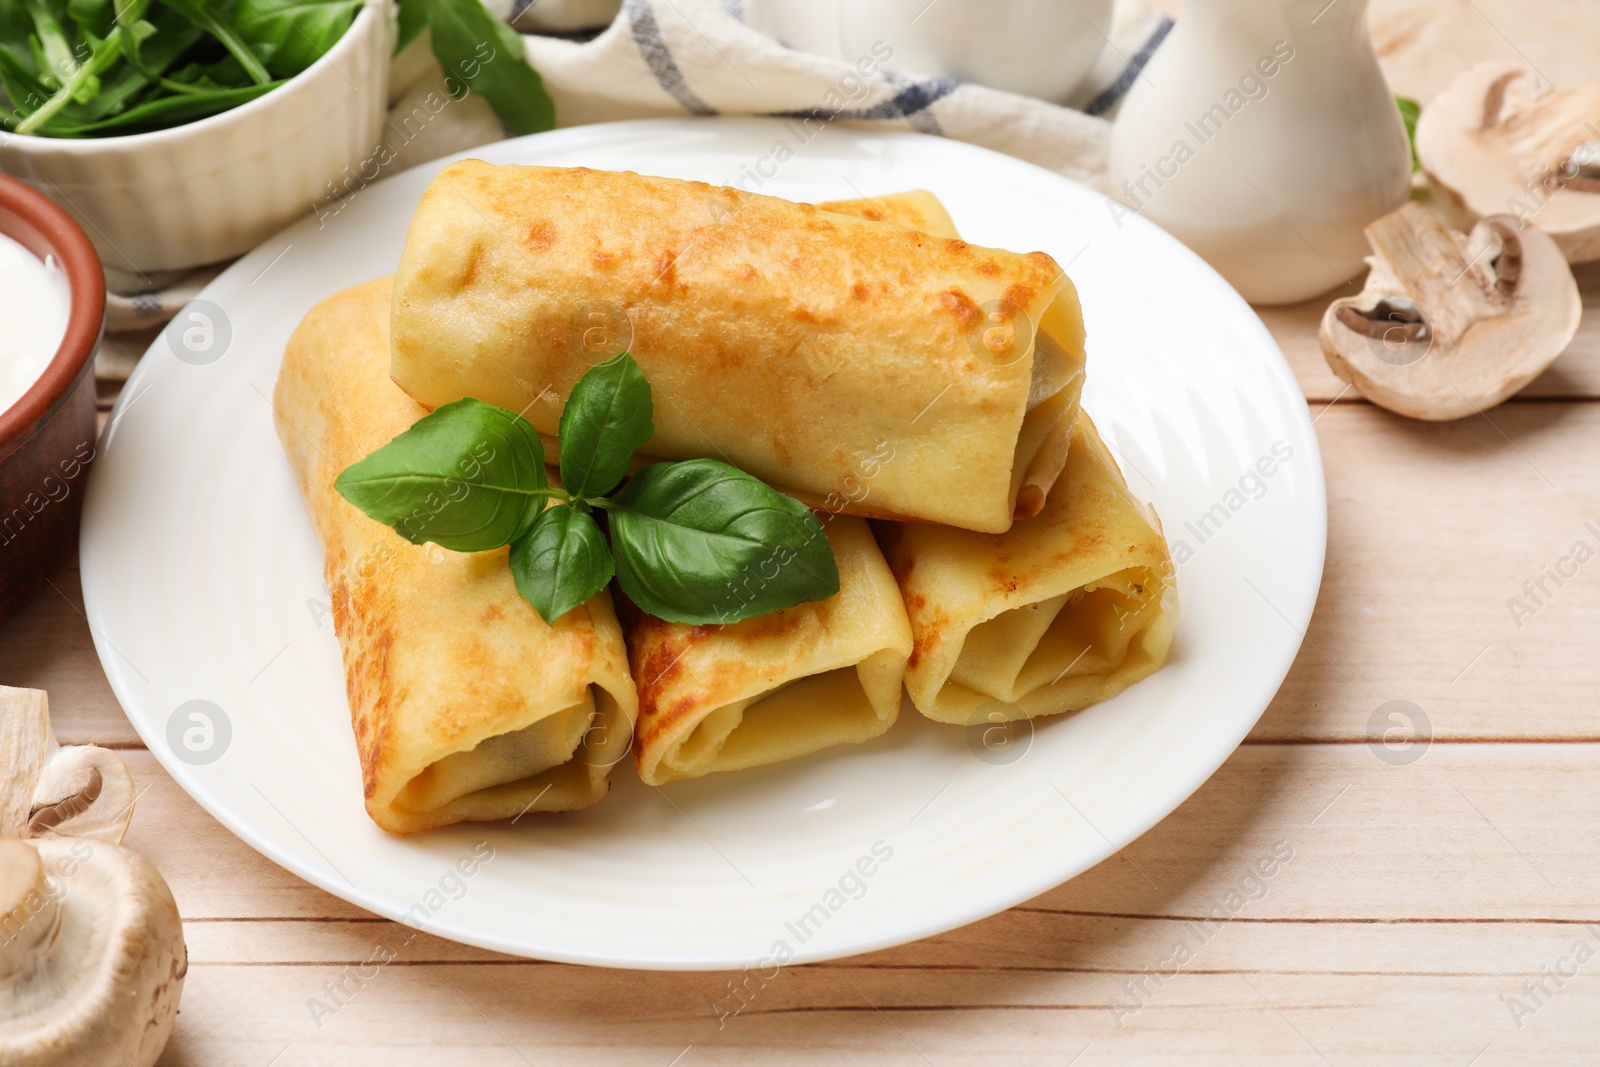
[389,161,1086,533]
[629,516,912,786]
[817,190,1076,520]
[816,189,958,237]
[876,416,1176,725]
[274,277,638,833]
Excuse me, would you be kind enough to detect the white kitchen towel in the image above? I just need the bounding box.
[103,0,1171,348]
[388,0,1171,187]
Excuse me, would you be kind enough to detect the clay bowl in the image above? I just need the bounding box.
[0,174,105,625]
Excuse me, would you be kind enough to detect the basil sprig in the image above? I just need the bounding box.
[335,354,840,625]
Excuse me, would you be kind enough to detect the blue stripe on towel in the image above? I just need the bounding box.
[768,76,961,127]
[1083,16,1173,117]
[627,0,716,115]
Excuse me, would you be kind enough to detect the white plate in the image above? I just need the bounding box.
[81,118,1325,970]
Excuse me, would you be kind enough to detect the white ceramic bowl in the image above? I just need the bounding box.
[0,0,391,274]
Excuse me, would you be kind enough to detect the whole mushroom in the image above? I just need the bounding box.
[0,837,187,1066]
[1,686,187,1066]
[1320,202,1581,420]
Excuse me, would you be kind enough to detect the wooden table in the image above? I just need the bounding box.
[8,5,1600,1058]
[3,264,1595,1065]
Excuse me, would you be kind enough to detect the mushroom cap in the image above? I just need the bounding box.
[0,837,187,1067]
[29,745,137,844]
[1417,60,1600,263]
[1320,203,1582,420]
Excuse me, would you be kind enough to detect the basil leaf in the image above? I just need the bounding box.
[424,0,552,136]
[559,352,652,502]
[609,459,840,625]
[509,504,614,624]
[335,398,555,552]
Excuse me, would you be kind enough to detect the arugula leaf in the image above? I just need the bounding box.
[609,459,840,625]
[14,27,120,132]
[424,0,552,136]
[67,0,113,40]
[234,0,360,79]
[509,505,615,623]
[335,398,558,552]
[41,77,277,131]
[22,0,80,86]
[393,0,424,53]
[559,352,652,502]
[1396,95,1420,173]
[159,0,271,84]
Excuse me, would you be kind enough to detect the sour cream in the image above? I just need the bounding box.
[0,232,72,416]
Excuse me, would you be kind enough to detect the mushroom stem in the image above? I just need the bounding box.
[1363,202,1509,347]
[0,839,59,978]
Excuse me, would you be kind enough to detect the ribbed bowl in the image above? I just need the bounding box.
[0,0,391,274]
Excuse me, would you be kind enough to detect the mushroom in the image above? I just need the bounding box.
[1320,201,1581,420]
[1,687,187,1066]
[0,836,187,1066]
[1,686,136,843]
[1416,61,1600,263]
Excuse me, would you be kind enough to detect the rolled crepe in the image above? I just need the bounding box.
[629,516,912,786]
[389,161,1086,533]
[876,416,1177,725]
[817,189,957,237]
[274,277,638,833]
[817,190,1076,520]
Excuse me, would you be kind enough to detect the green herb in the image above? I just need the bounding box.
[509,504,613,623]
[1396,95,1420,173]
[333,397,556,551]
[336,354,841,625]
[609,459,841,624]
[396,0,553,137]
[0,0,354,137]
[1,0,555,138]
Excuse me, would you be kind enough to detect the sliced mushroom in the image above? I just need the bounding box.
[1,686,136,843]
[1416,61,1600,263]
[1320,202,1581,420]
[0,835,187,1067]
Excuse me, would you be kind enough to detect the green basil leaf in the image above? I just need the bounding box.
[234,0,360,78]
[559,352,652,502]
[424,0,552,136]
[334,397,556,552]
[609,459,840,625]
[509,504,614,624]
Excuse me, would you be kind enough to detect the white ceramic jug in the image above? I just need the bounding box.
[1108,0,1411,305]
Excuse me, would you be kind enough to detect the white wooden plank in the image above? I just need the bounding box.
[157,960,1600,1066]
[1254,402,1600,740]
[119,743,1600,925]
